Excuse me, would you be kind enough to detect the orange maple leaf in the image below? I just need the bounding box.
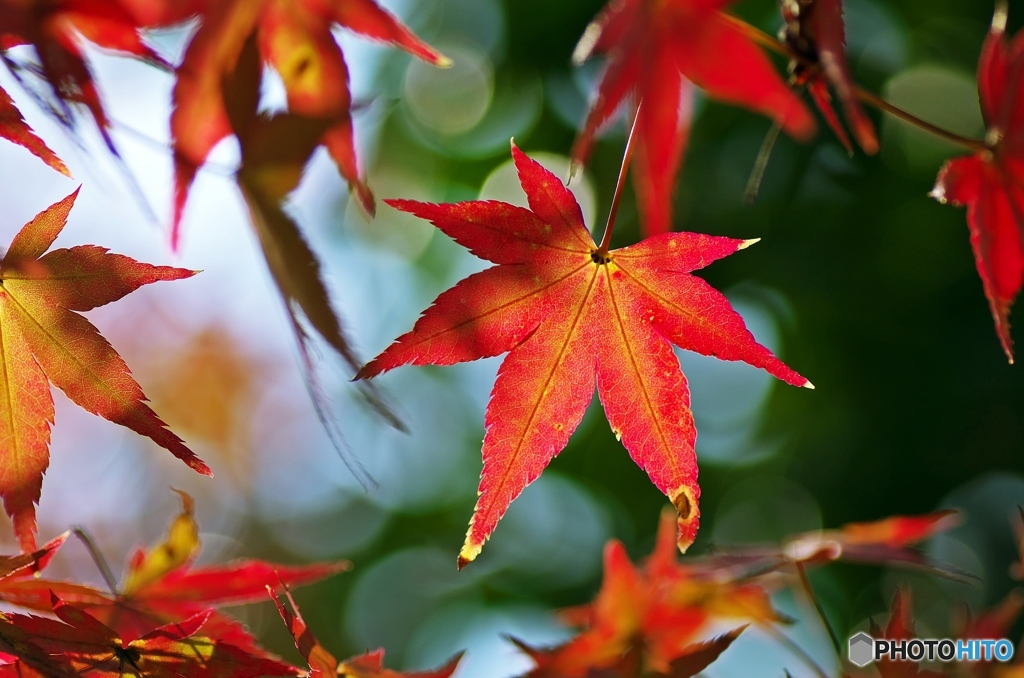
[514,511,774,677]
[0,191,204,552]
[170,0,449,244]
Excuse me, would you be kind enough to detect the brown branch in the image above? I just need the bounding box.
[722,14,988,154]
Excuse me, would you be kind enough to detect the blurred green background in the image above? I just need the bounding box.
[1,0,1023,675]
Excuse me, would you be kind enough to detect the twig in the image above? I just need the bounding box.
[796,562,842,657]
[72,527,119,596]
[762,624,832,678]
[853,86,988,153]
[745,121,783,204]
[722,13,987,154]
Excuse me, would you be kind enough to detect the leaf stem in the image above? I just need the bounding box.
[722,14,988,154]
[72,527,119,596]
[852,86,988,152]
[745,120,783,204]
[762,624,832,678]
[597,102,641,254]
[796,562,842,657]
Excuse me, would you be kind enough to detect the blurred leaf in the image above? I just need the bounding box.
[0,0,169,150]
[782,0,878,154]
[272,585,463,678]
[515,511,775,677]
[170,0,449,241]
[0,85,70,176]
[570,0,815,235]
[932,7,1024,362]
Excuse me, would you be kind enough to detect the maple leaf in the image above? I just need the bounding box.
[0,532,67,582]
[781,0,878,155]
[271,585,463,678]
[931,5,1024,362]
[0,613,81,678]
[0,190,205,552]
[215,29,404,470]
[170,0,449,244]
[570,0,815,236]
[2,592,297,677]
[0,85,69,176]
[697,510,966,580]
[870,589,947,678]
[958,589,1024,644]
[357,143,810,566]
[0,0,170,155]
[0,491,348,646]
[513,512,772,677]
[783,510,962,569]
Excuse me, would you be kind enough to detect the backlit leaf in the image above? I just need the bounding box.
[358,143,810,566]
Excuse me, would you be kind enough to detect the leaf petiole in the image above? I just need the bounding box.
[72,527,119,597]
[796,562,842,657]
[597,102,642,254]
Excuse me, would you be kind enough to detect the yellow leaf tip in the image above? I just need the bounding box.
[572,22,601,65]
[435,55,454,69]
[458,541,481,570]
[738,238,760,250]
[567,160,581,184]
[993,1,1009,33]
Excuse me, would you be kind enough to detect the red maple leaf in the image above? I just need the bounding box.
[357,143,810,567]
[0,0,170,153]
[570,0,816,236]
[931,6,1024,362]
[1,592,296,677]
[0,190,204,552]
[0,533,66,583]
[781,0,878,155]
[170,0,449,244]
[0,492,347,647]
[0,85,69,176]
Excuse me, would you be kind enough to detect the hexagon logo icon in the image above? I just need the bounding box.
[849,632,875,667]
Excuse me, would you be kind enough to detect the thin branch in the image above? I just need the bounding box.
[745,121,783,204]
[796,562,842,657]
[762,624,832,678]
[853,86,988,153]
[72,527,119,596]
[722,13,988,154]
[597,102,642,254]
[721,14,795,59]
